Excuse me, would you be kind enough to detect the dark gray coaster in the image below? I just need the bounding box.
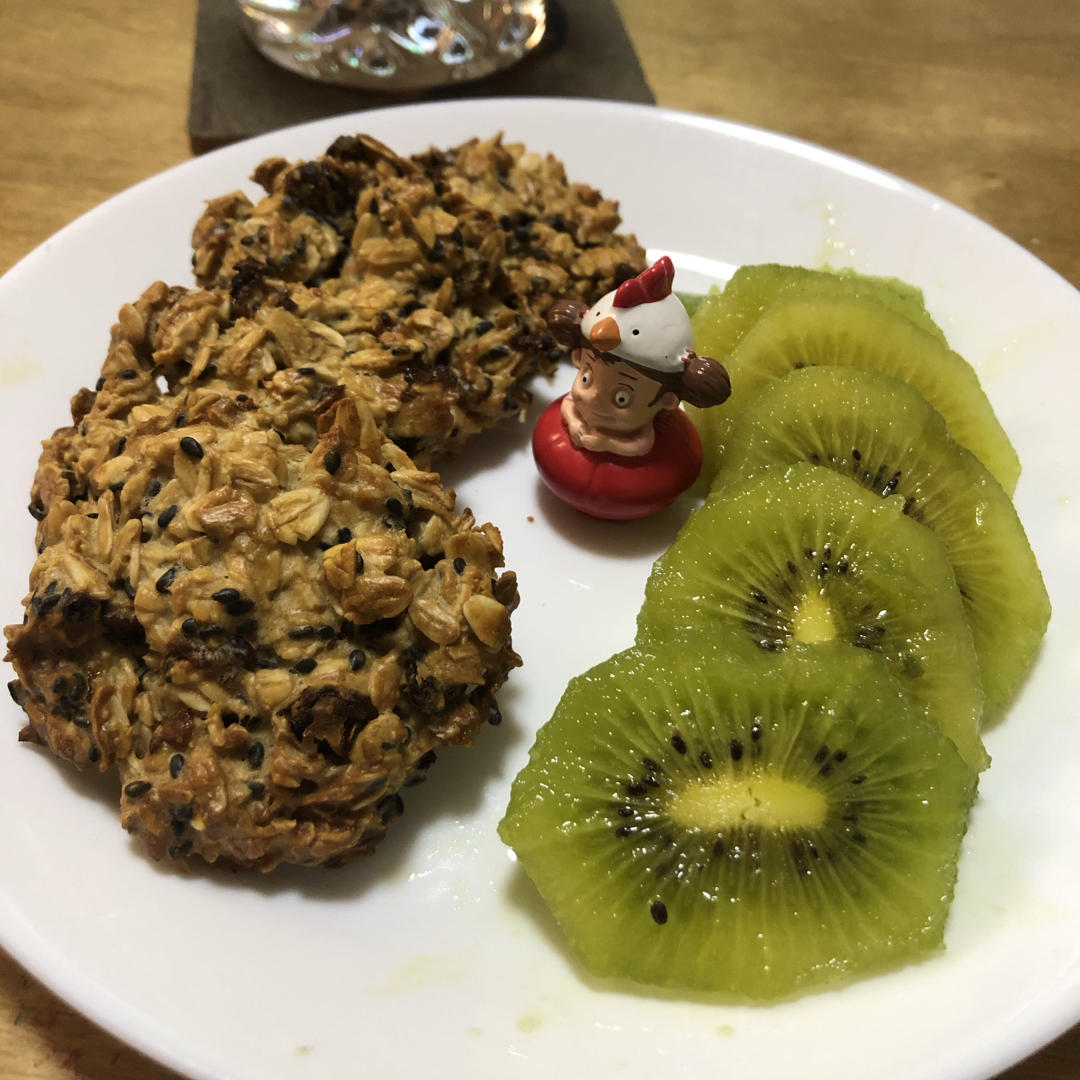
[188,0,654,153]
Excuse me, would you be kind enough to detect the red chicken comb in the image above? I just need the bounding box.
[612,255,675,309]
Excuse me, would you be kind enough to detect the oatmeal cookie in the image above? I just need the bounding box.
[191,133,646,459]
[6,292,520,870]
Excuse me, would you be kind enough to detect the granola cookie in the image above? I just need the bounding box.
[6,290,520,870]
[191,133,646,459]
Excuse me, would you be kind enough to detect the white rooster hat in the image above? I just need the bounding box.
[579,255,693,373]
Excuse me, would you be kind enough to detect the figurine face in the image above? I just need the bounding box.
[571,349,678,436]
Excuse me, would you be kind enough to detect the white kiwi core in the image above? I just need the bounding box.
[669,773,827,831]
[793,588,837,644]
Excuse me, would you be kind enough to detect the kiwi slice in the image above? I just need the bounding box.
[715,368,1050,708]
[692,264,947,359]
[689,269,1019,494]
[637,463,986,768]
[499,640,976,999]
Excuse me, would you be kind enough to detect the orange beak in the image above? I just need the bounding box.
[588,316,621,352]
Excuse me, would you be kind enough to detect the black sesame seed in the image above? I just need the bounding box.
[179,436,204,459]
[348,649,365,671]
[88,746,100,763]
[169,753,184,778]
[155,567,178,594]
[247,742,265,768]
[157,505,178,528]
[488,704,502,726]
[324,449,342,475]
[385,497,404,518]
[148,479,162,497]
[181,617,199,637]
[124,780,152,798]
[452,557,466,574]
[474,319,495,335]
[292,658,316,675]
[316,624,334,640]
[650,900,668,925]
[212,588,255,616]
[336,526,352,544]
[27,501,46,521]
[168,840,193,859]
[95,376,106,391]
[355,551,365,574]
[289,625,315,640]
[377,793,404,823]
[248,780,266,797]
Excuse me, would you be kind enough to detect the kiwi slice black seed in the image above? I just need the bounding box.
[638,463,986,768]
[689,268,1019,494]
[499,641,976,999]
[715,368,1050,709]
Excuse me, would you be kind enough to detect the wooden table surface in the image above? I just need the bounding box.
[0,2,1077,1078]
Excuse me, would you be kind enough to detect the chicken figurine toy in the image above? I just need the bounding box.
[533,256,731,520]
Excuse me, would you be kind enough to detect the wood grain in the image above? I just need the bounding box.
[0,1,1076,1077]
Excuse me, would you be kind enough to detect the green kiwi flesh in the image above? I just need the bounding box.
[689,268,1020,494]
[716,368,1050,709]
[637,463,987,768]
[692,264,947,359]
[498,640,976,999]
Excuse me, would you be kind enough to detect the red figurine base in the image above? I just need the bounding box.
[532,396,704,521]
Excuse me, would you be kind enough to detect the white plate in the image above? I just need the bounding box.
[1,98,1078,1080]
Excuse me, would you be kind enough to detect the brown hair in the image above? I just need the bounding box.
[546,300,588,348]
[606,352,731,409]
